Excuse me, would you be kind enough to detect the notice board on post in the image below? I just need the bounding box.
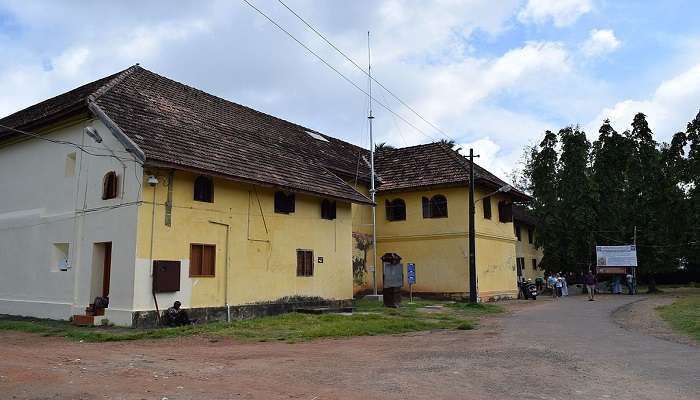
[596,245,638,267]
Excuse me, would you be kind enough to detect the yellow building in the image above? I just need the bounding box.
[353,143,531,301]
[513,205,544,282]
[0,66,371,327]
[0,65,531,327]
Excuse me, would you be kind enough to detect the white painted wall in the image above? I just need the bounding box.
[0,118,142,324]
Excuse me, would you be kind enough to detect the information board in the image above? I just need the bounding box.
[596,245,638,267]
[407,263,416,285]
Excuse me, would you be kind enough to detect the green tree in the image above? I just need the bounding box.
[526,131,562,272]
[591,119,633,244]
[557,127,596,273]
[686,110,700,265]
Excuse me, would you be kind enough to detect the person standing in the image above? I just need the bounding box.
[555,273,563,297]
[547,274,558,299]
[561,275,569,296]
[626,273,634,295]
[584,271,597,301]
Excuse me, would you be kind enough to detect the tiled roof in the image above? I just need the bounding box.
[0,66,371,204]
[513,204,538,226]
[0,65,527,204]
[375,142,531,201]
[0,70,125,137]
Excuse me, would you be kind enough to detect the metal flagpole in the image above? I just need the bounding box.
[368,31,378,297]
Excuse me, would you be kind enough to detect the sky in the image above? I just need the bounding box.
[1,0,700,180]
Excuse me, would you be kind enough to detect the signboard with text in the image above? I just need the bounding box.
[596,245,638,267]
[407,263,416,285]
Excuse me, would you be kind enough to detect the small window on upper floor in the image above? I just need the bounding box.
[528,227,534,244]
[385,198,406,221]
[102,171,118,200]
[321,199,336,220]
[275,191,295,214]
[193,175,214,203]
[515,223,522,241]
[482,196,492,219]
[498,201,513,223]
[422,195,448,218]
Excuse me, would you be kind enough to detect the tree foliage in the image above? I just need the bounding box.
[525,111,699,287]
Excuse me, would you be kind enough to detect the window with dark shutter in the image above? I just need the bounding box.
[528,227,533,244]
[102,171,118,200]
[193,175,214,203]
[483,196,492,219]
[386,198,406,221]
[422,197,431,218]
[296,249,313,277]
[532,258,537,270]
[515,223,522,241]
[498,201,513,223]
[190,244,215,276]
[274,191,295,214]
[321,199,336,220]
[429,195,448,218]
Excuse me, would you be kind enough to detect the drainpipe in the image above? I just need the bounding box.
[209,220,231,322]
[149,183,161,325]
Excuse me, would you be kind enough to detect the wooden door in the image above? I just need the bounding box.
[102,242,112,298]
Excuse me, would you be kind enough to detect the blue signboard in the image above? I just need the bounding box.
[407,263,416,285]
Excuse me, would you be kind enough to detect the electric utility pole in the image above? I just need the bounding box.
[468,148,480,303]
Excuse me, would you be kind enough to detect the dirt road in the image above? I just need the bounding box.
[1,295,698,400]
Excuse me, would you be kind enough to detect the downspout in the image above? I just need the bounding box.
[209,220,231,322]
[150,183,161,325]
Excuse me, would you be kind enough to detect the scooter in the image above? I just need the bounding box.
[519,279,538,300]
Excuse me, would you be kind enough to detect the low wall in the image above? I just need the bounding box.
[131,298,353,328]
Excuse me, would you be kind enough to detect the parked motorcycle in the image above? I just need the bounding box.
[519,279,538,300]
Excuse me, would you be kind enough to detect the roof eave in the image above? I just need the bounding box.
[144,159,374,205]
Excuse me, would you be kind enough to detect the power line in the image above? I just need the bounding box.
[240,0,440,143]
[276,0,454,143]
[0,123,142,165]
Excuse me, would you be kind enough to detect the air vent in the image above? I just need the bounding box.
[306,130,329,142]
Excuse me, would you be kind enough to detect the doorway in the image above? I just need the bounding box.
[91,242,112,301]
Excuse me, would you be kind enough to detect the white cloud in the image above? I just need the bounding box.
[518,0,593,27]
[581,29,621,57]
[587,62,700,140]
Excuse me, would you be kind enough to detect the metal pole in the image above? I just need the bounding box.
[368,31,378,297]
[468,148,478,303]
[633,225,637,294]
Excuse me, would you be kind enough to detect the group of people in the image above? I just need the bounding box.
[546,273,569,298]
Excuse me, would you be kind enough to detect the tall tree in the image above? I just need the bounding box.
[591,119,633,244]
[526,131,561,272]
[686,110,700,265]
[557,127,596,273]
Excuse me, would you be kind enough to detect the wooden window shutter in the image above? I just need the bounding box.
[321,199,336,220]
[202,245,215,276]
[394,199,406,221]
[483,196,492,219]
[532,259,537,270]
[498,201,513,223]
[430,195,448,218]
[190,244,202,276]
[385,200,392,221]
[422,197,431,218]
[275,191,295,214]
[296,250,313,277]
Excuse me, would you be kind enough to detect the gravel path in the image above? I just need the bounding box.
[0,295,698,399]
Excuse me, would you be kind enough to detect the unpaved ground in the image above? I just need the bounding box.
[1,295,699,400]
[613,290,698,347]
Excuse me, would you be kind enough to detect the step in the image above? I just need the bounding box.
[72,315,95,326]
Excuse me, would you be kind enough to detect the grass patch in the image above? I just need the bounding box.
[0,298,499,343]
[657,294,700,343]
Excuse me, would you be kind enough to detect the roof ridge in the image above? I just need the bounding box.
[86,64,142,103]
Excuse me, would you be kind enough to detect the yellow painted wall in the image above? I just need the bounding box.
[364,185,519,299]
[515,225,544,281]
[136,170,353,309]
